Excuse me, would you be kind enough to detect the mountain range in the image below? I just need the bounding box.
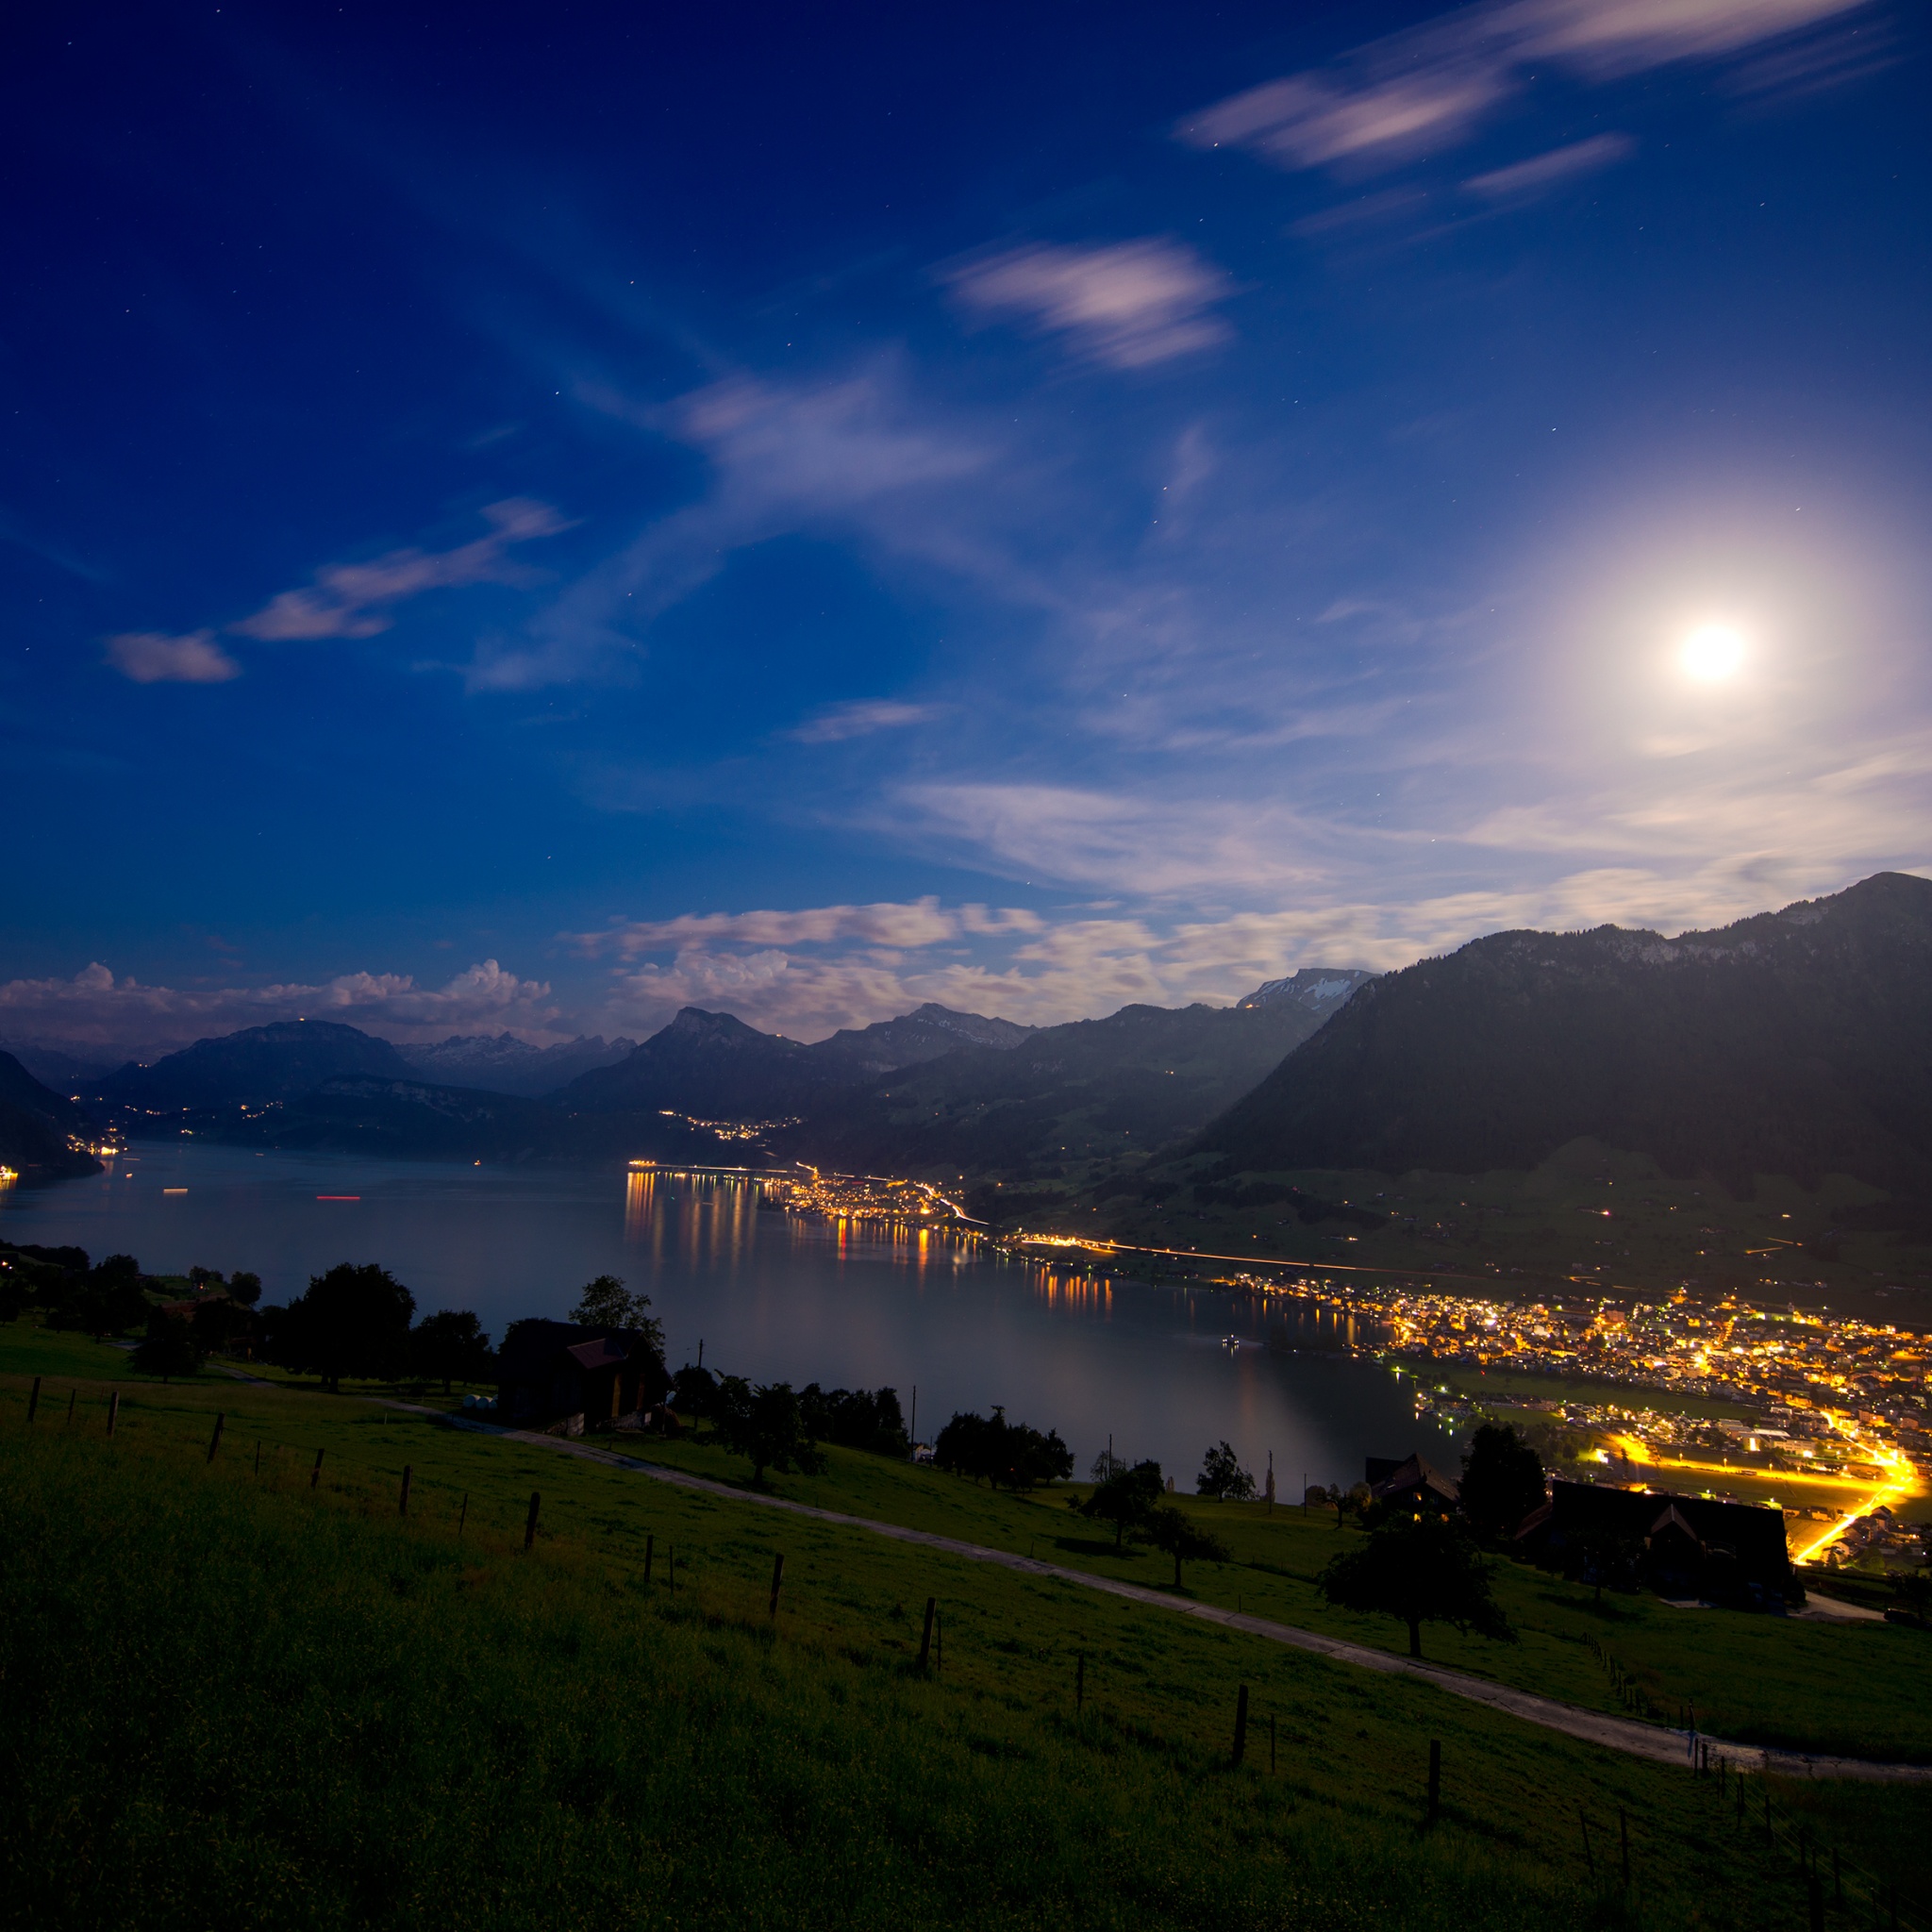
[1200,871,1932,1194]
[396,1032,638,1096]
[0,1052,102,1183]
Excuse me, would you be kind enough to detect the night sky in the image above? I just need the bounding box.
[4,0,1927,1055]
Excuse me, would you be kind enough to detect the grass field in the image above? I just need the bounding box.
[6,1319,1932,1927]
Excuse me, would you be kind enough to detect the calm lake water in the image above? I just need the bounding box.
[1,1142,1440,1489]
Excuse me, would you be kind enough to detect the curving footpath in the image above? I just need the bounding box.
[429,1409,1932,1786]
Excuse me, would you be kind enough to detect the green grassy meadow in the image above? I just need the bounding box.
[5,1321,1932,1927]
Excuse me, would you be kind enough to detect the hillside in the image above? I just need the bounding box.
[559,1001,1035,1120]
[96,1020,411,1112]
[0,1052,101,1184]
[788,970,1373,1191]
[1200,873,1932,1193]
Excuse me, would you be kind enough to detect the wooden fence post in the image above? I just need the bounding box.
[1231,1684,1249,1767]
[107,1392,120,1438]
[669,1545,675,1595]
[1075,1650,1084,1712]
[310,1447,325,1489]
[207,1412,225,1462]
[917,1595,936,1671]
[1578,1809,1595,1881]
[524,1490,541,1550]
[458,1493,468,1540]
[1619,1807,1630,1889]
[769,1552,785,1618]
[26,1375,41,1424]
[1427,1740,1441,1826]
[253,1439,260,1474]
[643,1534,654,1587]
[1807,1871,1824,1932]
[66,1389,76,1425]
[1270,1713,1277,1774]
[398,1465,412,1517]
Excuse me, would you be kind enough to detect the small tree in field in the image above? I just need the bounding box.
[1140,1504,1232,1591]
[569,1274,664,1359]
[712,1378,824,1485]
[1319,1512,1514,1659]
[1459,1423,1546,1541]
[410,1309,494,1392]
[1197,1441,1256,1501]
[267,1262,416,1392]
[1070,1459,1165,1550]
[133,1310,203,1381]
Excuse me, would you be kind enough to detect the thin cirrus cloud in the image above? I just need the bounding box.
[1463,131,1636,197]
[103,628,242,685]
[942,239,1235,369]
[102,499,569,685]
[1174,0,1871,175]
[569,895,1041,962]
[790,699,938,743]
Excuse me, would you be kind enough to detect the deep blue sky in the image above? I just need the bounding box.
[4,0,1927,1053]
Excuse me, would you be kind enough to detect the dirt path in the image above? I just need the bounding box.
[414,1409,1930,1783]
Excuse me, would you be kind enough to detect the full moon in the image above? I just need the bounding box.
[1680,623,1745,681]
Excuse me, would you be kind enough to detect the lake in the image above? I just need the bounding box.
[0,1142,1443,1491]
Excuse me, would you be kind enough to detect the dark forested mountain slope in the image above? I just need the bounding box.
[558,1008,825,1118]
[791,979,1372,1175]
[1200,873,1932,1192]
[0,1051,102,1182]
[804,1003,1034,1079]
[95,1020,412,1112]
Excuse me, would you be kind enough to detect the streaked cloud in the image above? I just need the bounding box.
[231,498,569,641]
[571,896,1040,961]
[1464,131,1636,197]
[943,240,1234,369]
[104,629,242,685]
[790,699,938,743]
[1177,0,1871,176]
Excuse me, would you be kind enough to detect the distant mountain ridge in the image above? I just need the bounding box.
[96,1020,411,1111]
[558,1001,1036,1118]
[1200,872,1932,1193]
[0,1052,102,1183]
[397,1031,638,1096]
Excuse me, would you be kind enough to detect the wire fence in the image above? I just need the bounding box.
[6,1372,1929,1928]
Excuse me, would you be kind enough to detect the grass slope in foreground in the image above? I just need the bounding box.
[0,1397,1926,1930]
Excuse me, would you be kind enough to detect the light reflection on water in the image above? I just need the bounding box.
[2,1143,1430,1488]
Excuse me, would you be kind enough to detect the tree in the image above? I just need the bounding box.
[266,1262,416,1392]
[410,1308,494,1393]
[1140,1504,1232,1591]
[191,1296,256,1357]
[47,1254,149,1339]
[1319,1513,1515,1659]
[569,1274,665,1358]
[1890,1565,1932,1628]
[933,1408,1074,1491]
[1071,1459,1165,1550]
[227,1271,263,1307]
[1459,1424,1546,1541]
[1197,1441,1257,1501]
[133,1309,204,1380]
[710,1378,824,1484]
[796,1383,908,1457]
[670,1363,718,1418]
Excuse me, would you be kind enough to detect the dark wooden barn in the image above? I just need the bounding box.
[495,1320,669,1434]
[1514,1478,1795,1607]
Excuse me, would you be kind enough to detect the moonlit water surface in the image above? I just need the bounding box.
[1,1143,1433,1488]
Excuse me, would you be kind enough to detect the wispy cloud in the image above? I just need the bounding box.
[104,629,242,685]
[0,958,558,1054]
[790,699,938,743]
[1176,0,1871,176]
[943,240,1234,369]
[570,895,1040,961]
[232,498,569,641]
[1464,131,1635,197]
